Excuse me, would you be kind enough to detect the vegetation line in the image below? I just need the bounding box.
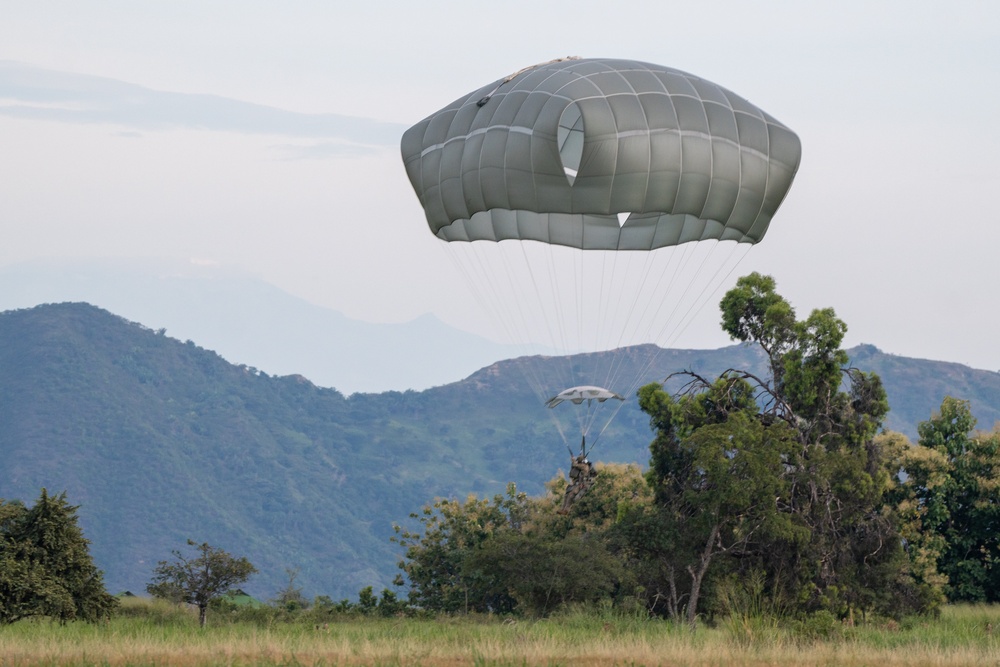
[0,600,997,667]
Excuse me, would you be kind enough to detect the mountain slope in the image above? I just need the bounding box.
[0,258,528,393]
[1,303,998,601]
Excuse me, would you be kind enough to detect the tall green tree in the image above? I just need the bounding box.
[625,377,800,629]
[623,273,936,624]
[907,397,1000,601]
[147,540,256,627]
[0,489,117,624]
[719,273,926,617]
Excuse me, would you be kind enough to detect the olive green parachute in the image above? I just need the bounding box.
[401,57,801,250]
[400,58,801,451]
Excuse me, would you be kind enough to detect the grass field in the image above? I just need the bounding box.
[0,600,997,667]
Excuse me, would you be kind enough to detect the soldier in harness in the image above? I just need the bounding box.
[559,437,597,514]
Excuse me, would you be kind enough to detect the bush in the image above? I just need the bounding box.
[790,610,841,641]
[113,596,195,625]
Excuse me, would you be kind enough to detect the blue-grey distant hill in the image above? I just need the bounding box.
[0,303,997,602]
[0,258,531,394]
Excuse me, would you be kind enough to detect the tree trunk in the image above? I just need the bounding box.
[686,524,719,632]
[198,604,208,627]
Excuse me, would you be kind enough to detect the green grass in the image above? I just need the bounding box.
[0,600,997,666]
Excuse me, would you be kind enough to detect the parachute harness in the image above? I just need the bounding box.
[476,56,581,107]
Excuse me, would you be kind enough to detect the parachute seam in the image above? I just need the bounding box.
[692,77,716,225]
[743,119,779,242]
[422,126,765,160]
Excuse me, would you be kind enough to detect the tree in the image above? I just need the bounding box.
[464,526,622,617]
[717,273,928,618]
[625,378,800,629]
[272,567,310,611]
[147,540,256,627]
[393,481,625,616]
[905,397,1000,601]
[0,489,117,624]
[622,273,938,625]
[392,484,527,614]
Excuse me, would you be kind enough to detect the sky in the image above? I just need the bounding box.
[1,1,999,372]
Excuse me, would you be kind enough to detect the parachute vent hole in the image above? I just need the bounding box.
[557,102,584,186]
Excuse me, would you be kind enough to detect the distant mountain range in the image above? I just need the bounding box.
[1,302,998,601]
[0,258,533,394]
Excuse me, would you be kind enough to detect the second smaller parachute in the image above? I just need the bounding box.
[545,385,625,409]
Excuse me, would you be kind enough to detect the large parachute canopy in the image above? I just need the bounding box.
[400,58,800,449]
[401,57,801,251]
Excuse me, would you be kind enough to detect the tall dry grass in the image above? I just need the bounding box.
[0,599,996,666]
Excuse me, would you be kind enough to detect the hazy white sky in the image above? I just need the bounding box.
[2,1,999,370]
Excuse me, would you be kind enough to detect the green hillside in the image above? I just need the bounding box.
[1,303,998,600]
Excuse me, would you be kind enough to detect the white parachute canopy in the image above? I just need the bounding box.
[400,58,801,447]
[545,386,625,409]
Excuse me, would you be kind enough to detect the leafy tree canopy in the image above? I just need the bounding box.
[0,489,117,624]
[621,273,938,625]
[147,540,257,627]
[903,397,1000,602]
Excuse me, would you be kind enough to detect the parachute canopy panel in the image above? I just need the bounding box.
[401,58,801,251]
[546,386,625,408]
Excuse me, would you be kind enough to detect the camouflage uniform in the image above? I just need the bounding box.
[559,455,597,514]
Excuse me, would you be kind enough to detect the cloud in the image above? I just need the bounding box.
[0,60,405,146]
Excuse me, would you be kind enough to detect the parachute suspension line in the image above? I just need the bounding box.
[540,240,720,455]
[502,243,572,420]
[625,242,702,347]
[621,241,755,413]
[654,241,752,349]
[544,242,578,357]
[512,242,563,355]
[599,248,645,352]
[592,249,618,353]
[602,245,684,382]
[574,243,587,353]
[589,241,754,454]
[591,250,643,404]
[569,249,639,444]
[595,242,692,405]
[609,247,668,350]
[506,241,597,447]
[443,241,606,449]
[581,248,653,405]
[594,250,615,353]
[530,242,610,443]
[441,237,752,458]
[443,242,525,353]
[589,405,621,454]
[511,242,577,425]
[439,241,556,416]
[446,237,750,456]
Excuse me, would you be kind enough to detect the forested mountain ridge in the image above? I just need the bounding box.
[1,302,998,600]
